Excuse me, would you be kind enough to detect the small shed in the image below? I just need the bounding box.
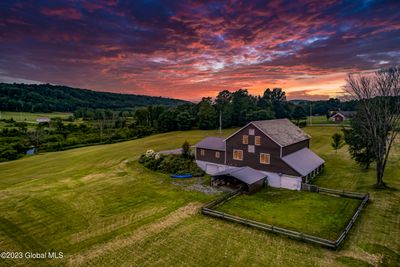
[213,167,267,194]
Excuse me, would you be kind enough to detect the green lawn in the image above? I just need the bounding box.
[216,188,361,240]
[0,127,399,266]
[0,111,72,122]
[307,115,349,125]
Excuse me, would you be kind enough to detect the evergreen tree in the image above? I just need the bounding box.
[342,110,376,169]
[331,133,344,153]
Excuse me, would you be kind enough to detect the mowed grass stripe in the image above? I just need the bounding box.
[68,202,202,266]
[0,127,399,266]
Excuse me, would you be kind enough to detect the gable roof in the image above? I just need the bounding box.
[213,167,267,185]
[331,111,356,118]
[250,119,310,147]
[282,148,325,176]
[340,111,356,117]
[195,137,225,151]
[330,113,345,119]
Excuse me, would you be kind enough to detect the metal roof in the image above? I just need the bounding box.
[282,148,325,176]
[213,167,267,185]
[251,119,310,147]
[195,137,225,151]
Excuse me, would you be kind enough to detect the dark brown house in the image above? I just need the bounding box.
[195,119,324,192]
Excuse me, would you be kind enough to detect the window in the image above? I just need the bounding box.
[242,135,248,144]
[255,136,261,146]
[249,129,255,135]
[233,149,243,160]
[260,153,270,164]
[215,151,220,158]
[200,149,205,156]
[248,145,255,153]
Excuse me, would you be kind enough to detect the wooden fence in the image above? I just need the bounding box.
[203,187,242,209]
[301,183,366,199]
[335,193,369,247]
[201,186,369,249]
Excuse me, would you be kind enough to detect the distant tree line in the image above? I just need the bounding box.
[0,85,359,162]
[123,88,357,132]
[0,83,188,112]
[0,116,155,162]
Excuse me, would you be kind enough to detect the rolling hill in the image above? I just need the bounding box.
[0,127,399,266]
[0,83,190,112]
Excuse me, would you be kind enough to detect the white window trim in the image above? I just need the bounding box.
[233,149,243,161]
[242,135,249,144]
[200,149,205,156]
[260,153,270,164]
[215,151,220,158]
[249,129,255,135]
[255,136,261,146]
[248,145,255,153]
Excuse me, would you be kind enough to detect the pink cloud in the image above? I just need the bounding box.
[40,7,82,20]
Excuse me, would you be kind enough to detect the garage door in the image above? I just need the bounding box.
[281,176,301,190]
[266,173,281,188]
[205,164,220,175]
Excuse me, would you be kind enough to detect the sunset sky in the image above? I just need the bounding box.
[1,0,399,101]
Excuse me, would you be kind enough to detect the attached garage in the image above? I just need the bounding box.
[280,175,301,190]
[213,167,267,194]
[261,171,302,191]
[282,147,325,183]
[205,163,221,175]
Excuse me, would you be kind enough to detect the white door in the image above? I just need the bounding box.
[205,164,219,175]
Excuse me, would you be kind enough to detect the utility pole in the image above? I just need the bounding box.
[309,103,312,126]
[219,109,222,134]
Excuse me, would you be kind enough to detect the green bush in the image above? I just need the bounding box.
[139,152,205,177]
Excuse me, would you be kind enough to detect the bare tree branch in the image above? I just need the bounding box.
[343,66,400,188]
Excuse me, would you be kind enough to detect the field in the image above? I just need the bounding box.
[215,188,361,240]
[0,127,399,266]
[0,111,72,123]
[307,115,349,125]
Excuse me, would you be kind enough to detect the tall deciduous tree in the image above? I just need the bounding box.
[292,106,307,124]
[344,66,400,188]
[158,109,177,132]
[197,97,217,129]
[176,111,193,130]
[261,88,289,118]
[215,90,233,129]
[231,89,254,126]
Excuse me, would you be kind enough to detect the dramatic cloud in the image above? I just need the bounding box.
[0,0,399,100]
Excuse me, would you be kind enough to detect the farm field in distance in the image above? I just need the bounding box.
[0,111,72,123]
[307,115,349,125]
[215,188,361,240]
[0,126,399,266]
